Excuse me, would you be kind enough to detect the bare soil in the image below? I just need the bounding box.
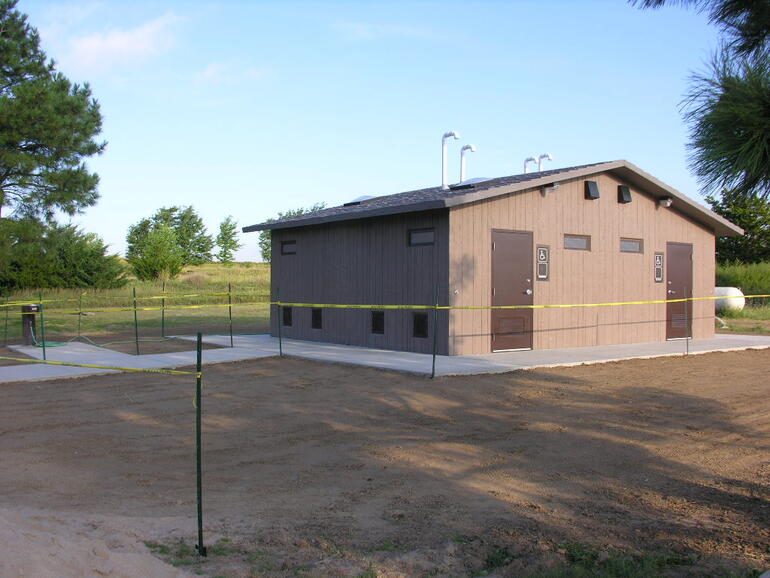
[0,350,768,577]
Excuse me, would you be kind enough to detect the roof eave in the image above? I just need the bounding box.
[242,199,448,232]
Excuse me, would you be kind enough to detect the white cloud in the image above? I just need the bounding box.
[195,62,270,85]
[333,21,435,41]
[63,12,180,74]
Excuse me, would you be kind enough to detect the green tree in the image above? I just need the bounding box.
[0,0,105,221]
[684,50,770,200]
[153,206,214,265]
[126,206,214,267]
[707,190,770,263]
[126,224,184,281]
[0,221,126,290]
[258,203,326,262]
[630,0,769,56]
[215,216,241,264]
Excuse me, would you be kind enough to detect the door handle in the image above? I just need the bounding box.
[524,289,533,295]
[667,289,676,295]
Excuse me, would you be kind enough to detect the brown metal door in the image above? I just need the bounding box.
[491,230,533,351]
[666,242,693,339]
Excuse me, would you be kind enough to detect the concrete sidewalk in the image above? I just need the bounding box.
[1,333,769,383]
[192,333,770,376]
[0,338,274,383]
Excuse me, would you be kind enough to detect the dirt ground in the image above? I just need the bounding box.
[0,349,768,577]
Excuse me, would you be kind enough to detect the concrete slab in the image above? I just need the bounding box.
[194,333,770,376]
[0,339,274,384]
[1,333,768,383]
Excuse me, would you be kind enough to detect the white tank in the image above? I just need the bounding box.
[714,287,745,312]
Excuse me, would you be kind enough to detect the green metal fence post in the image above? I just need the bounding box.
[276,288,283,357]
[161,281,166,338]
[431,285,439,379]
[133,287,140,355]
[685,286,690,355]
[3,295,8,346]
[228,282,234,347]
[39,292,46,360]
[77,293,83,337]
[195,332,207,557]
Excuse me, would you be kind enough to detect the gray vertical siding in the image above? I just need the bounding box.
[270,209,450,354]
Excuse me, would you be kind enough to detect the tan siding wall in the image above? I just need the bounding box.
[448,173,715,355]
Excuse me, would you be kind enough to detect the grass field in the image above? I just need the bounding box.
[1,262,271,346]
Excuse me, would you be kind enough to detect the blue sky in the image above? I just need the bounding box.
[21,0,721,261]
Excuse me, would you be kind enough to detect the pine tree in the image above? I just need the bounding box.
[0,0,105,221]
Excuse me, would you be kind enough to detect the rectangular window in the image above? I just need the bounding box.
[311,308,322,329]
[620,238,644,253]
[282,306,292,326]
[564,234,591,251]
[413,312,429,339]
[281,240,297,255]
[371,311,385,334]
[408,228,435,246]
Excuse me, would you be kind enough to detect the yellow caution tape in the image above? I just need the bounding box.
[272,294,770,311]
[38,300,272,315]
[0,291,269,308]
[0,356,201,377]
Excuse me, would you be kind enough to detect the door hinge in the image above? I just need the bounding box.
[492,287,496,296]
[492,242,495,251]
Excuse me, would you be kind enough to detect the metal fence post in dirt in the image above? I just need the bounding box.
[276,288,283,357]
[685,286,690,356]
[228,282,234,348]
[431,284,439,379]
[195,332,207,557]
[132,287,140,355]
[161,281,166,338]
[38,292,46,361]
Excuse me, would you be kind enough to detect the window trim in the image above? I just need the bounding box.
[564,234,591,251]
[408,228,435,247]
[280,240,297,255]
[371,310,385,335]
[620,237,644,253]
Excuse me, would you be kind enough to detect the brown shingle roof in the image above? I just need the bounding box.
[243,160,742,237]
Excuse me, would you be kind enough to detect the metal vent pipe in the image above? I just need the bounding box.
[460,144,476,183]
[442,131,460,190]
[524,156,536,174]
[537,153,553,172]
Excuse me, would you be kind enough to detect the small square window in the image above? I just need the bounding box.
[282,306,292,326]
[413,312,429,339]
[620,238,643,253]
[281,240,297,255]
[408,228,435,246]
[564,234,591,251]
[311,308,322,329]
[371,311,385,334]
